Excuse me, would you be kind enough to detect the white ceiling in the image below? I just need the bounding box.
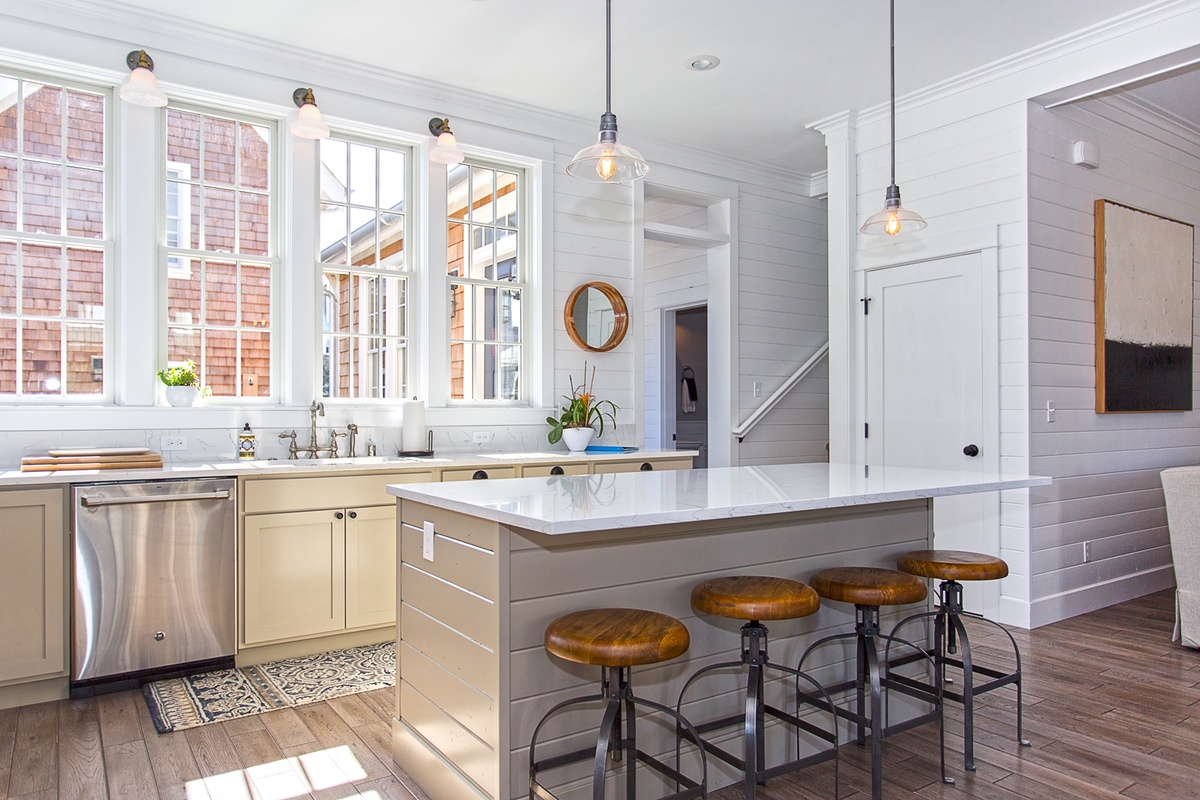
[110,0,1156,174]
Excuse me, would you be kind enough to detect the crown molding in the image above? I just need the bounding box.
[2,0,815,191]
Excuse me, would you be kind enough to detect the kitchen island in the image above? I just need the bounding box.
[386,463,1048,800]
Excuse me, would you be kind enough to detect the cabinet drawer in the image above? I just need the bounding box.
[440,467,516,482]
[592,458,693,474]
[244,471,432,513]
[519,463,589,477]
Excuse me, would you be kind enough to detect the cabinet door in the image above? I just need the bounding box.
[440,467,517,482]
[520,463,590,477]
[592,458,694,474]
[345,505,397,630]
[0,489,65,683]
[243,509,345,645]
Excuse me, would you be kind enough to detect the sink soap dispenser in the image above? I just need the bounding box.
[239,423,256,460]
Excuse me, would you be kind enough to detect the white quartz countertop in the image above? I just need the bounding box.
[0,449,693,487]
[387,462,1051,535]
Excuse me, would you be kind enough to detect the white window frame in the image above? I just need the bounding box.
[159,102,280,404]
[0,68,115,405]
[315,130,414,403]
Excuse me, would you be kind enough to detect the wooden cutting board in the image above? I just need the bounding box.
[21,460,164,472]
[21,452,164,472]
[47,447,151,457]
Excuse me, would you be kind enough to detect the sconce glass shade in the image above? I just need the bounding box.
[860,185,927,236]
[290,101,330,140]
[430,131,465,164]
[119,54,167,107]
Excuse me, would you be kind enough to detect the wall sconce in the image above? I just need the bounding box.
[290,88,331,140]
[428,117,465,164]
[119,50,168,107]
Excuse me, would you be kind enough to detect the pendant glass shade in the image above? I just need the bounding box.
[120,51,167,107]
[290,102,330,139]
[861,186,927,236]
[567,128,649,183]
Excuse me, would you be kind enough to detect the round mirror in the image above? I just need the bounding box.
[565,282,628,352]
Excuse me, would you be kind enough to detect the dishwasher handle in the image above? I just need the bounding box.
[80,489,231,508]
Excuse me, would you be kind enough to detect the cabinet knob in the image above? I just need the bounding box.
[550,466,565,476]
[472,470,489,480]
[154,631,165,641]
[639,462,654,471]
[348,510,357,519]
[963,444,980,457]
[335,511,344,520]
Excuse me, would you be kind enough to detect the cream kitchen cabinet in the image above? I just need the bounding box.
[240,471,433,648]
[592,457,694,474]
[519,463,590,477]
[0,488,67,690]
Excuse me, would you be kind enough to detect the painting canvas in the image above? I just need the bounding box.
[1095,199,1195,412]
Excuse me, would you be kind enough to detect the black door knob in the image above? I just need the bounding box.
[348,510,357,519]
[963,444,980,457]
[472,470,489,480]
[550,466,565,475]
[335,511,344,519]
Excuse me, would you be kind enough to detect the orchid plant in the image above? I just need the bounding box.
[547,362,618,444]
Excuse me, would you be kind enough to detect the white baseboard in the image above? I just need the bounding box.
[997,595,1031,629]
[1029,565,1176,629]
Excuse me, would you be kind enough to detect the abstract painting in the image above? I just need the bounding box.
[1095,199,1195,412]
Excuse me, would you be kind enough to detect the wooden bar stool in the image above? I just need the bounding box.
[529,608,708,800]
[888,550,1031,772]
[796,567,952,800]
[676,577,839,799]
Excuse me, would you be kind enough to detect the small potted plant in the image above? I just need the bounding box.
[547,362,618,452]
[158,360,204,407]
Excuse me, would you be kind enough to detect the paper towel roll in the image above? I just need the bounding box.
[401,399,426,452]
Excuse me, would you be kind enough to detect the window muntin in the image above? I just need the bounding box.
[0,73,108,398]
[447,162,522,401]
[319,137,409,400]
[163,108,274,399]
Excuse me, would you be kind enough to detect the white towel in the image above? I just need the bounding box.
[681,377,697,414]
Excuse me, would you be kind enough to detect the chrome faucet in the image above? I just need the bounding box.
[347,423,358,457]
[277,403,355,460]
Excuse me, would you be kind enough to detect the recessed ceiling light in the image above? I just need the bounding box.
[687,55,721,72]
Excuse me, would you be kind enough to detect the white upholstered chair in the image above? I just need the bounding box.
[1160,466,1200,648]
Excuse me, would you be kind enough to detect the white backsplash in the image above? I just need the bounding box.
[0,423,641,467]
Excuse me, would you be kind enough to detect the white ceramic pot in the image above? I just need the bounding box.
[165,385,200,407]
[561,426,595,452]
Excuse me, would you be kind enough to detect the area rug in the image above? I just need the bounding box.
[143,641,395,733]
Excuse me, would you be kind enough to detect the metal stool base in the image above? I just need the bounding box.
[529,665,707,800]
[888,579,1030,772]
[797,604,953,800]
[676,622,839,800]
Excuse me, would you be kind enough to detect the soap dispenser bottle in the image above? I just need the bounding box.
[239,423,256,459]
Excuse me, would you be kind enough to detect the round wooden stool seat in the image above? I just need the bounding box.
[691,576,820,621]
[544,608,690,667]
[897,550,1009,582]
[810,567,927,607]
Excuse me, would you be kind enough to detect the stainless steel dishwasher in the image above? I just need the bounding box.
[72,478,236,683]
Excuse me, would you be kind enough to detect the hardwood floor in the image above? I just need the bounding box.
[0,589,1196,799]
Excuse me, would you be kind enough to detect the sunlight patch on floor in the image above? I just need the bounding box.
[184,744,370,800]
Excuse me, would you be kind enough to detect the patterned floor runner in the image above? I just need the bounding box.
[143,641,395,733]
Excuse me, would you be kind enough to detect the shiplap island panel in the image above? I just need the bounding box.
[387,464,1048,800]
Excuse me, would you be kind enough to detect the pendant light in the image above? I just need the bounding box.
[567,0,649,183]
[861,0,927,236]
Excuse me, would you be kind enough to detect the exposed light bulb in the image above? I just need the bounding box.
[885,213,902,236]
[596,152,617,181]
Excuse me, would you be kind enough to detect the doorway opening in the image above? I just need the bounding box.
[673,306,708,468]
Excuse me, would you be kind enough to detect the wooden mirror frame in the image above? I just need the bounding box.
[564,281,629,352]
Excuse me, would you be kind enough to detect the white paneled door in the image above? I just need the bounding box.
[865,252,997,616]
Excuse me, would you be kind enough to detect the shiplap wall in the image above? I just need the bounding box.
[736,186,830,465]
[1025,97,1193,625]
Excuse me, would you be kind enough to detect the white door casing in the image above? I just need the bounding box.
[862,247,1001,617]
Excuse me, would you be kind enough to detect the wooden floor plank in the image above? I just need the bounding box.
[103,740,159,800]
[14,702,57,751]
[96,691,143,748]
[57,697,107,800]
[8,742,57,797]
[259,707,318,751]
[291,702,394,783]
[134,694,203,800]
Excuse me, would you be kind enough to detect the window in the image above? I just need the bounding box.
[447,162,523,401]
[0,73,107,398]
[318,137,408,400]
[163,108,274,399]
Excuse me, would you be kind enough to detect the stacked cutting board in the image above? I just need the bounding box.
[20,447,164,472]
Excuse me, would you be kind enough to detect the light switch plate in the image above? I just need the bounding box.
[422,521,435,561]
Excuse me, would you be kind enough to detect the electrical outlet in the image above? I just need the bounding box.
[753,381,763,398]
[1083,541,1091,563]
[1046,400,1056,423]
[161,435,187,451]
[472,431,492,444]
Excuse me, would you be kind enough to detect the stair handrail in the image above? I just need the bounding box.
[732,341,829,442]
